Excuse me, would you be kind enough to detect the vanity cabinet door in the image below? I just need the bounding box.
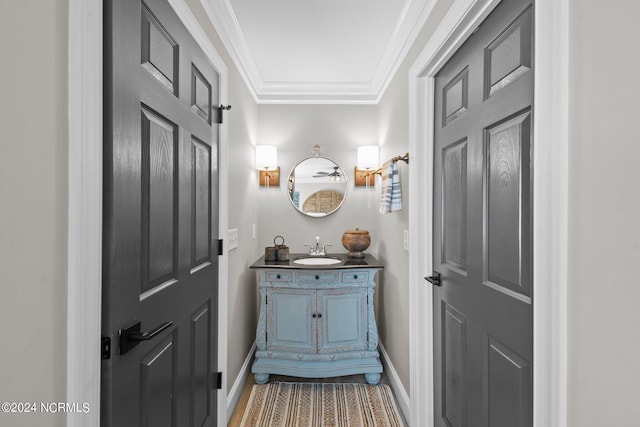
[317,288,368,353]
[266,289,317,353]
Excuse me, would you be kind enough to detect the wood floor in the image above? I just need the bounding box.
[227,373,404,427]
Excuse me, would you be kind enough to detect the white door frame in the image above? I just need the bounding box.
[408,0,569,426]
[66,1,230,425]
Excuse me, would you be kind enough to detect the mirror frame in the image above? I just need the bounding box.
[287,156,348,217]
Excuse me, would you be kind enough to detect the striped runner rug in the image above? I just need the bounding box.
[240,382,404,427]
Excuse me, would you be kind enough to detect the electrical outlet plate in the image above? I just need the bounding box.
[228,229,238,250]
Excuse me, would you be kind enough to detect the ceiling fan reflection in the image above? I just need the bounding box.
[313,166,343,181]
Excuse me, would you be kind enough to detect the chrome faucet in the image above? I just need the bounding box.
[305,235,332,256]
[314,235,320,254]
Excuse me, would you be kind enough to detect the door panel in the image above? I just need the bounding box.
[141,106,179,293]
[433,0,533,425]
[486,335,531,427]
[102,0,219,425]
[192,136,212,269]
[442,302,467,427]
[484,8,532,99]
[442,138,468,273]
[443,68,469,126]
[190,303,212,427]
[484,111,532,301]
[141,2,178,93]
[140,336,176,427]
[191,65,212,124]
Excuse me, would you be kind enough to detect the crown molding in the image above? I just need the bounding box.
[201,0,436,104]
[372,0,438,102]
[200,0,260,102]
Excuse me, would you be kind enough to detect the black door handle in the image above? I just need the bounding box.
[119,320,173,355]
[425,271,442,286]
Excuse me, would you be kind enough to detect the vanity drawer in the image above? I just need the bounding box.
[265,271,293,282]
[295,271,339,283]
[341,271,369,283]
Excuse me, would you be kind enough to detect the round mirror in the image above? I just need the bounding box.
[287,157,348,217]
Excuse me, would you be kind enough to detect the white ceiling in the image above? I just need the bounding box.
[201,0,435,103]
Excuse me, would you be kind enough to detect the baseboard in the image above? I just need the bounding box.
[226,341,256,423]
[379,341,410,423]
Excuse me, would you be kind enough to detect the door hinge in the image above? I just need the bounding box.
[214,105,231,124]
[102,336,111,360]
[214,372,223,390]
[218,239,223,255]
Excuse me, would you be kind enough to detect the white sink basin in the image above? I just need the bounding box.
[293,257,342,266]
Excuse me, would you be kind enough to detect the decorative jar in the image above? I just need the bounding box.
[342,229,370,258]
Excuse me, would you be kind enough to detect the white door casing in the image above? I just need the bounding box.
[408,0,568,426]
[67,1,230,426]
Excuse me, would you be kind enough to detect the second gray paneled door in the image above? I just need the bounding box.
[102,0,220,426]
[432,0,533,426]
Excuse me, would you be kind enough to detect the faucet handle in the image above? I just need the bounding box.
[321,243,332,255]
[304,243,314,254]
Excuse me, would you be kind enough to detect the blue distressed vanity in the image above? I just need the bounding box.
[250,254,384,384]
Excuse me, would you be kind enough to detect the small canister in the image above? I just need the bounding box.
[274,235,290,261]
[264,246,277,261]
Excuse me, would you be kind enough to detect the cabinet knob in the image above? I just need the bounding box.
[276,274,281,279]
[317,313,322,318]
[315,275,319,280]
[354,275,358,279]
[312,314,317,318]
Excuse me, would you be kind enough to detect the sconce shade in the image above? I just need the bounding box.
[256,145,278,170]
[357,146,379,170]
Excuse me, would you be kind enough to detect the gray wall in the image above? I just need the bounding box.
[568,0,640,425]
[0,1,69,426]
[375,0,454,394]
[256,104,379,253]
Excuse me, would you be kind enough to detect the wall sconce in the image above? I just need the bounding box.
[256,145,280,187]
[354,146,379,187]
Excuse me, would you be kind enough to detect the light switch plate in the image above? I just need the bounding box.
[252,224,256,240]
[403,230,409,251]
[228,229,238,250]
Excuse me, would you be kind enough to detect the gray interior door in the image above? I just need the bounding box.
[102,0,220,425]
[432,0,533,425]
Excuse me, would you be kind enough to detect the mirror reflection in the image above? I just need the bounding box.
[288,157,348,217]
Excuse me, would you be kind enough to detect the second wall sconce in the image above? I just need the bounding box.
[354,145,379,187]
[256,144,280,187]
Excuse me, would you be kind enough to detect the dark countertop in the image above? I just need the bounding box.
[250,253,383,269]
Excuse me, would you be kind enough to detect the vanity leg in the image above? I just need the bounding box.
[365,373,381,385]
[254,373,270,384]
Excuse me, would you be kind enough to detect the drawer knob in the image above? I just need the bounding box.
[276,274,281,279]
[354,275,358,279]
[315,275,319,280]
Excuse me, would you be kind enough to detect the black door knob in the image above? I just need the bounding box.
[425,271,442,286]
[119,320,173,355]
